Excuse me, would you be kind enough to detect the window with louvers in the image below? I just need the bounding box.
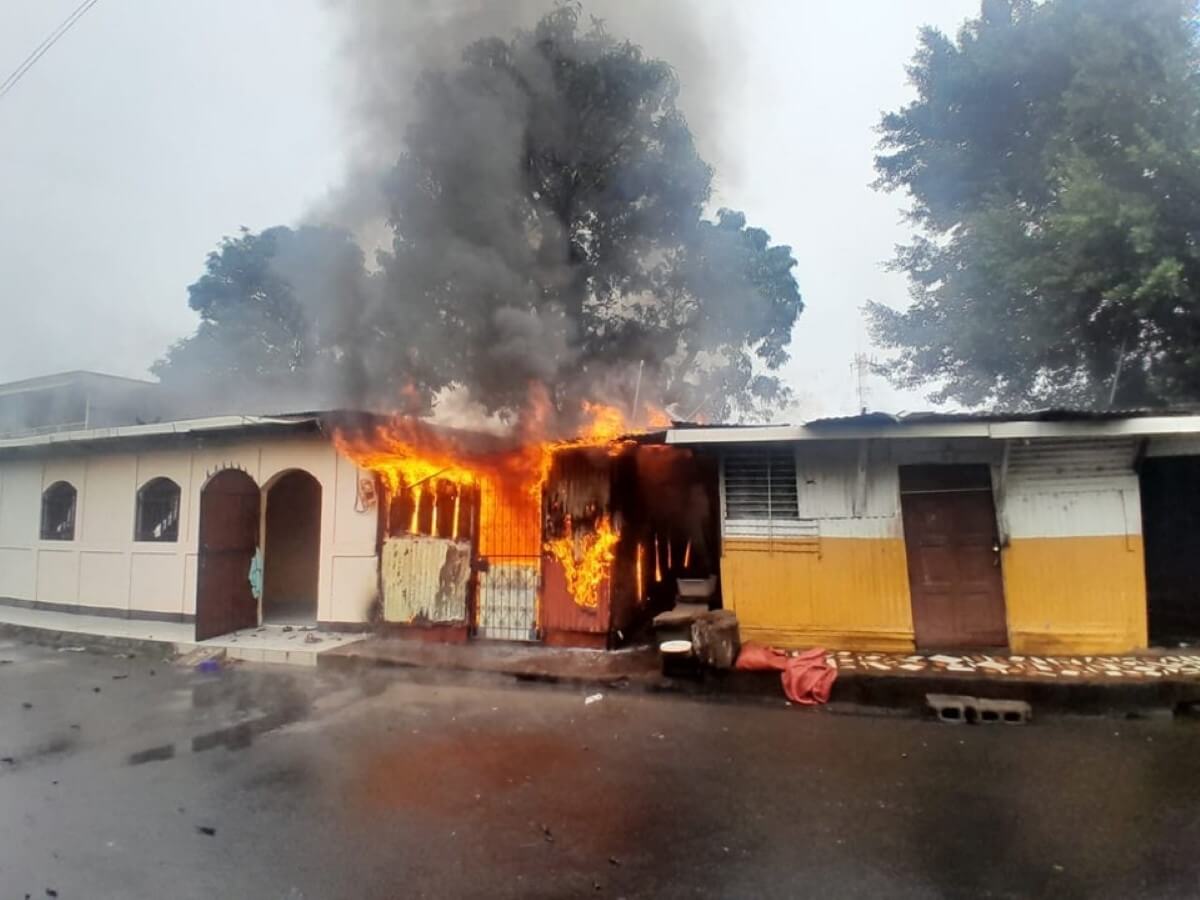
[724,449,800,521]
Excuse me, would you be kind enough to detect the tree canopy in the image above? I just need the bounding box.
[156,6,803,425]
[871,0,1200,408]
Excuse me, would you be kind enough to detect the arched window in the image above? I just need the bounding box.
[135,477,181,542]
[40,481,77,541]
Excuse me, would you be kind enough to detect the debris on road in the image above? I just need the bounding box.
[196,826,216,836]
[177,647,226,670]
[584,693,603,705]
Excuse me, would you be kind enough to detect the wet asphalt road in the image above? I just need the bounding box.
[2,639,1200,900]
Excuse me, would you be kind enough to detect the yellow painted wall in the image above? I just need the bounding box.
[1002,535,1148,655]
[721,536,915,651]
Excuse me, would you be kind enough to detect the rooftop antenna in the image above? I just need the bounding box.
[851,352,874,414]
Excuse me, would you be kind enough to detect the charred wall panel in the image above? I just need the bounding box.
[381,535,471,625]
[540,447,616,643]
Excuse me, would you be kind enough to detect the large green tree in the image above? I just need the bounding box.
[153,225,385,406]
[157,6,803,425]
[871,0,1200,408]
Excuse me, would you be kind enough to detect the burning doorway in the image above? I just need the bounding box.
[196,469,260,641]
[540,442,721,647]
[262,470,322,626]
[333,413,718,647]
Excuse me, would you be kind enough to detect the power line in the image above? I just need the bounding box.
[0,0,101,102]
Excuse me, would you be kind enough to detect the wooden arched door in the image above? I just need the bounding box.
[196,469,261,640]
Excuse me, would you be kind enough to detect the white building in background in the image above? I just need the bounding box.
[0,413,379,637]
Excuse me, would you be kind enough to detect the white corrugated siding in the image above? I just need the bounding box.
[381,535,471,623]
[1003,438,1140,538]
[1146,434,1200,457]
[1006,438,1138,491]
[722,443,901,540]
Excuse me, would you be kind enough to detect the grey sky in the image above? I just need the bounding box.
[0,0,977,418]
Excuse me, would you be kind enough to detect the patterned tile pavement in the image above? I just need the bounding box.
[828,650,1200,681]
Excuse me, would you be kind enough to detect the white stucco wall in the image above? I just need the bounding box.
[0,433,378,623]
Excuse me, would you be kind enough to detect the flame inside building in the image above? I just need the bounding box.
[332,402,718,647]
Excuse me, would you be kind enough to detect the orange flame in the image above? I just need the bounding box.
[333,417,547,556]
[544,517,619,610]
[333,393,661,610]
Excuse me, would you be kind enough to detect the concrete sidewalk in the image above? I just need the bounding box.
[0,603,364,666]
[6,602,1200,714]
[322,636,1200,715]
[320,636,663,685]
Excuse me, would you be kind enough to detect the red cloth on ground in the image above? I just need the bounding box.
[733,642,789,671]
[781,647,837,705]
[734,642,837,705]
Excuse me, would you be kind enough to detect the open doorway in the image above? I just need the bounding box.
[262,470,321,626]
[196,469,260,641]
[1140,455,1200,646]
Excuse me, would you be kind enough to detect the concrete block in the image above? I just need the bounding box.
[926,693,971,724]
[973,698,1031,725]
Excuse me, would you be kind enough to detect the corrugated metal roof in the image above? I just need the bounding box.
[806,406,1200,428]
[0,414,322,453]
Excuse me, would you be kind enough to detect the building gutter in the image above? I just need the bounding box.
[666,415,1200,446]
[0,415,318,451]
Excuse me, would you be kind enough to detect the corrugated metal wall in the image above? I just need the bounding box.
[1006,438,1139,492]
[540,555,609,637]
[539,449,614,639]
[380,535,471,624]
[718,435,1151,654]
[718,441,915,650]
[1000,437,1147,654]
[1146,434,1200,457]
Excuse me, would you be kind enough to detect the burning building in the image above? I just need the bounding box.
[0,368,721,649]
[10,369,1200,659]
[334,401,719,648]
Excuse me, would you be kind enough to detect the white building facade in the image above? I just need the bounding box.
[0,416,379,635]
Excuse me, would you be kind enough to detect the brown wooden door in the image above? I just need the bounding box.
[196,469,261,641]
[900,465,1007,649]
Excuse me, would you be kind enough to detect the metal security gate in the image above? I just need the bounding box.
[474,479,540,641]
[476,556,540,640]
